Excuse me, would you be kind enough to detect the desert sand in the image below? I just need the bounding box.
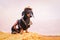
[0,31,60,40]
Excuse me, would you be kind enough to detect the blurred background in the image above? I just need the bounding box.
[0,0,60,35]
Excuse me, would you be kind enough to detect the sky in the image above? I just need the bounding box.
[0,0,60,35]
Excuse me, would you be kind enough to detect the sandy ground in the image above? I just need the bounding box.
[0,31,60,40]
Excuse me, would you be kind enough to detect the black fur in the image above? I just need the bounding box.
[11,7,33,34]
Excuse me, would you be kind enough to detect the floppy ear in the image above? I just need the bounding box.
[22,11,25,16]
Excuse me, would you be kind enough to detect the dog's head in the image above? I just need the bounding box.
[22,7,33,18]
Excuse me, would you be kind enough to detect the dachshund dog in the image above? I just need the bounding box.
[11,7,33,34]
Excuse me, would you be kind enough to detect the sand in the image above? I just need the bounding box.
[0,31,60,40]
